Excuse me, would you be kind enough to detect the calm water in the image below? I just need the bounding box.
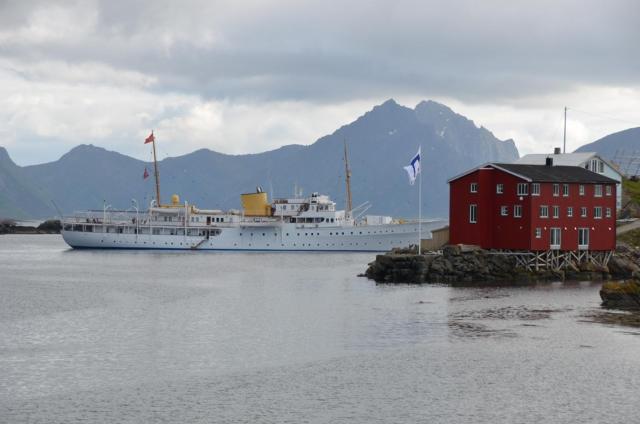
[1,235,639,423]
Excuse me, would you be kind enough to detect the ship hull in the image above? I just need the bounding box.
[61,221,445,252]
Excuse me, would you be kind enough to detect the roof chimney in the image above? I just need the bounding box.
[545,156,553,167]
[554,147,561,155]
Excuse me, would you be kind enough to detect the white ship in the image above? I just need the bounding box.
[61,135,444,251]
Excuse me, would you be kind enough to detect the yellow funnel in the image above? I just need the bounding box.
[241,192,271,216]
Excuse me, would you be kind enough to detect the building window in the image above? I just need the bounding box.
[553,206,560,218]
[500,206,508,216]
[580,207,587,217]
[605,185,612,196]
[553,184,560,196]
[535,228,542,239]
[496,183,503,194]
[578,228,589,249]
[539,206,549,218]
[517,183,528,196]
[514,205,522,218]
[579,185,585,196]
[567,207,573,217]
[469,204,477,223]
[531,183,540,196]
[563,184,569,196]
[550,228,561,249]
[606,207,612,218]
[589,158,604,173]
[470,183,478,193]
[594,207,602,219]
[594,185,602,197]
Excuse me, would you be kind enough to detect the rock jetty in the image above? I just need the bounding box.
[600,279,640,309]
[365,244,640,285]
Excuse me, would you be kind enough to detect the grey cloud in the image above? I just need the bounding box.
[0,0,638,103]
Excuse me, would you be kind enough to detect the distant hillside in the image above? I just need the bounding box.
[0,148,55,219]
[0,99,519,219]
[575,127,640,161]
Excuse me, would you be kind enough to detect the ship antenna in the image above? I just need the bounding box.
[150,130,162,206]
[343,139,353,220]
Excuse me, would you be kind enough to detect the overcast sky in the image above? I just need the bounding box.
[1,0,638,165]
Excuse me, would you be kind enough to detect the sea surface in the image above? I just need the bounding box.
[1,235,639,423]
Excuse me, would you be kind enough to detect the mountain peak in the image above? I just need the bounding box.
[414,99,455,116]
[0,146,16,167]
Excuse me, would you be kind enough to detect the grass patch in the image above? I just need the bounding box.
[623,178,640,203]
[619,228,640,247]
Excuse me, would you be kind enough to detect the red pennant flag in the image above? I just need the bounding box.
[144,131,155,144]
[143,167,150,179]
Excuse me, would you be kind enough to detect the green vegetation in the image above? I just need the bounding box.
[622,177,640,204]
[619,228,640,247]
[620,177,640,219]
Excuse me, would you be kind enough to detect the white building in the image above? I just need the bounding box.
[516,150,623,210]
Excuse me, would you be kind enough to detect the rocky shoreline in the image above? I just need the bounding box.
[0,220,61,235]
[364,244,640,286]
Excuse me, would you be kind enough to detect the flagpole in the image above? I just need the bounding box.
[418,145,422,255]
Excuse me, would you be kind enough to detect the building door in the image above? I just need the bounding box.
[578,228,589,250]
[550,228,561,250]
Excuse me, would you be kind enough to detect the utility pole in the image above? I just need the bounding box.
[563,106,567,154]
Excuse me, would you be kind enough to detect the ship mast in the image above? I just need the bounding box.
[343,139,353,220]
[146,131,162,206]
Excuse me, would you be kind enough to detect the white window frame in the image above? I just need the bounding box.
[514,205,522,218]
[553,184,560,196]
[606,207,612,218]
[517,183,529,196]
[579,185,585,196]
[539,205,549,218]
[500,206,508,216]
[563,184,569,197]
[552,206,560,218]
[496,183,504,194]
[531,183,540,196]
[594,206,602,219]
[470,183,478,193]
[578,228,589,250]
[567,207,573,218]
[550,228,561,250]
[469,204,477,223]
[594,185,602,197]
[580,207,587,218]
[605,185,612,196]
[535,228,542,239]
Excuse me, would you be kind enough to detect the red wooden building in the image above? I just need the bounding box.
[448,161,617,252]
